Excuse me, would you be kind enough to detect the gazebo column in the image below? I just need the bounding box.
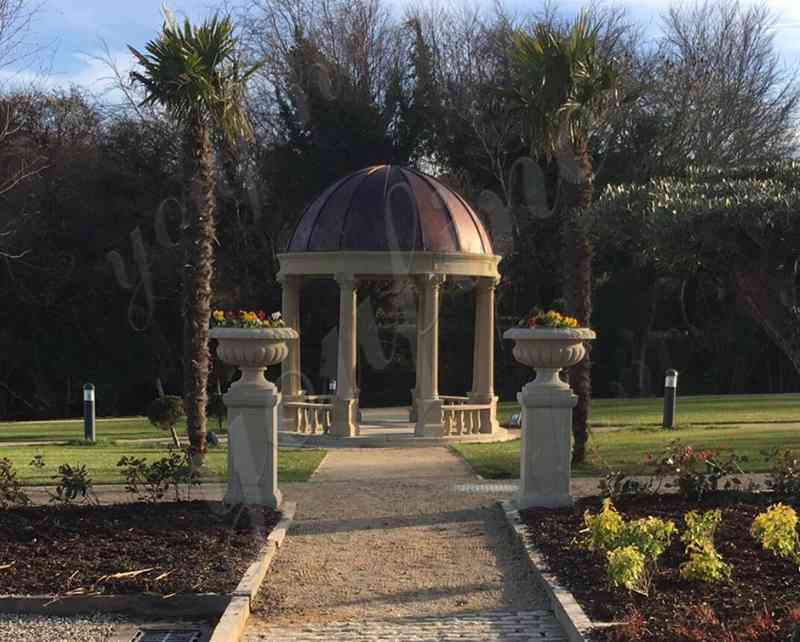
[280,275,303,430]
[332,273,359,436]
[470,277,499,433]
[415,274,444,437]
[409,281,422,422]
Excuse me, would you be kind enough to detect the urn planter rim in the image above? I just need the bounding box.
[210,327,299,340]
[503,327,596,340]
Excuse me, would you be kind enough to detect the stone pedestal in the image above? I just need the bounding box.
[503,327,595,510]
[223,379,282,508]
[516,383,576,509]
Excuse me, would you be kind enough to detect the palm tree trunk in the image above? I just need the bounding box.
[559,143,594,464]
[182,123,216,466]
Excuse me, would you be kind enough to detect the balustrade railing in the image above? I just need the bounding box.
[284,395,334,434]
[441,403,491,436]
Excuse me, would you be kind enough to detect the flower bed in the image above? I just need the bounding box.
[520,493,800,641]
[0,501,280,596]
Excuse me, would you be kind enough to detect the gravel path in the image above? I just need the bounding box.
[0,613,122,642]
[246,447,551,637]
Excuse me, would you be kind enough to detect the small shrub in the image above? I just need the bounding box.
[597,470,654,500]
[582,499,676,563]
[646,441,747,501]
[741,608,779,640]
[751,503,800,563]
[683,509,723,544]
[581,500,675,595]
[0,458,30,509]
[620,516,677,563]
[680,510,732,582]
[582,498,624,553]
[146,395,185,448]
[49,463,98,506]
[607,545,648,594]
[118,449,199,503]
[763,448,800,497]
[609,607,649,641]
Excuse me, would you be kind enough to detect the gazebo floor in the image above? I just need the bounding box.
[278,406,518,449]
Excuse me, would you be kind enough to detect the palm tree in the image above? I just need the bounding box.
[130,13,259,465]
[508,13,619,463]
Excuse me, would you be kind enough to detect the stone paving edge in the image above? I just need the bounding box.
[500,500,594,642]
[209,501,297,642]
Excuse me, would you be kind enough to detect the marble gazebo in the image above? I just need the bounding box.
[277,165,509,443]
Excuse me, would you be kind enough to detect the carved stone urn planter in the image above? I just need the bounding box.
[210,326,298,508]
[211,327,298,392]
[504,328,596,391]
[503,327,596,509]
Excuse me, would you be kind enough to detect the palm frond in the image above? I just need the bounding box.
[128,13,261,142]
[509,10,619,156]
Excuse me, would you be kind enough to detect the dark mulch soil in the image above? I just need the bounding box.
[520,493,800,642]
[0,501,280,596]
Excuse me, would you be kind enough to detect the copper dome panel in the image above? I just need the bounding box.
[287,165,494,255]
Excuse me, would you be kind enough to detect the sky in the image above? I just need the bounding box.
[2,0,800,99]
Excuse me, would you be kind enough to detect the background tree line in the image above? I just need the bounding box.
[0,0,798,424]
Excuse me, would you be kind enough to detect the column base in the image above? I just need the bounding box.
[415,398,444,437]
[332,398,358,436]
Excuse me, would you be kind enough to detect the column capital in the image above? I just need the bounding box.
[277,273,303,286]
[415,273,446,290]
[475,275,500,292]
[334,272,359,289]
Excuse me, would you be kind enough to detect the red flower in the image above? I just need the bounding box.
[257,310,267,320]
[225,310,234,319]
[527,318,536,328]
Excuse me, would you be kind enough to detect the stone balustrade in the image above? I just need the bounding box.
[442,403,492,436]
[284,397,334,434]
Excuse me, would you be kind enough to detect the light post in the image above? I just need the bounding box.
[83,383,96,443]
[663,369,678,429]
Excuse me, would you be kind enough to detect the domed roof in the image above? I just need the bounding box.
[287,165,494,255]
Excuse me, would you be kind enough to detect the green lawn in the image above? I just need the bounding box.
[453,423,800,479]
[498,393,800,427]
[0,416,219,443]
[1,441,326,485]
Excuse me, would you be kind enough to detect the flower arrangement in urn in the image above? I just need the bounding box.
[504,307,595,389]
[519,308,579,329]
[209,310,296,391]
[211,309,285,328]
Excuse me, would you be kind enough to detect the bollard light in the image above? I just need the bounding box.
[83,383,96,442]
[663,369,678,429]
